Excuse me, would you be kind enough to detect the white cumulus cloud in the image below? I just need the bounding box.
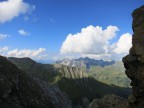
[18,29,30,36]
[60,25,132,60]
[0,0,35,23]
[6,48,47,60]
[0,34,10,40]
[112,33,132,54]
[60,25,119,54]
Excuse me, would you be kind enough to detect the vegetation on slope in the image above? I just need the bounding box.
[89,62,130,87]
[56,57,130,88]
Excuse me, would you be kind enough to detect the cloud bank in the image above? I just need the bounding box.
[0,47,48,60]
[60,25,132,60]
[0,0,35,23]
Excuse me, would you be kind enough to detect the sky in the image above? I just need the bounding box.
[0,0,144,62]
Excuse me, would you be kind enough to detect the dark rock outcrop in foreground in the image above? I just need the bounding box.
[88,94,127,108]
[123,5,144,108]
[0,56,71,108]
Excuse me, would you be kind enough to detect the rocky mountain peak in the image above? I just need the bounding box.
[56,57,115,70]
[8,57,36,64]
[123,5,144,108]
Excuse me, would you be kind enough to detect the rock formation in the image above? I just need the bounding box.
[88,94,127,108]
[56,57,115,70]
[123,5,144,108]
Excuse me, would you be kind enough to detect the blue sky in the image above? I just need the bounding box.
[0,0,144,62]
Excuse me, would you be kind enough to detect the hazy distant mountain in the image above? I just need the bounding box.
[56,57,115,70]
[8,57,131,107]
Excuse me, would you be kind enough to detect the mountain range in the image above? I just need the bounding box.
[8,57,131,107]
[56,57,130,87]
[56,57,115,70]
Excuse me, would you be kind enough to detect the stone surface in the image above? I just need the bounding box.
[123,5,144,108]
[88,94,127,108]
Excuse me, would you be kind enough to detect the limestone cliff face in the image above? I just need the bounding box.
[123,5,144,108]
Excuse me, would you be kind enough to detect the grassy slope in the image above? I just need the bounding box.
[89,62,130,87]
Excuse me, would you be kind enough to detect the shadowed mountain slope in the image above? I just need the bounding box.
[0,56,71,108]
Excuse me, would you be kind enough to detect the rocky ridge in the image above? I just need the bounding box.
[0,56,71,108]
[56,57,115,70]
